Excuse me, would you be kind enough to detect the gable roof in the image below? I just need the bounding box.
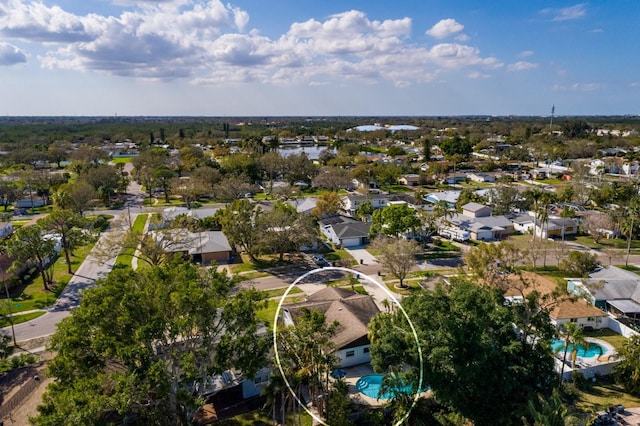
[331,222,371,239]
[461,202,491,213]
[550,300,608,320]
[284,287,380,350]
[318,215,359,226]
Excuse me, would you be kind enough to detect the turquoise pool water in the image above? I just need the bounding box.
[551,339,605,358]
[356,374,424,400]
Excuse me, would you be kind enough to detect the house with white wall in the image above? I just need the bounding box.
[318,215,371,248]
[341,193,390,216]
[282,287,380,368]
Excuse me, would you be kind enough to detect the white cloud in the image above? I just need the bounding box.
[517,50,533,58]
[541,4,586,22]
[454,34,469,42]
[426,18,464,39]
[0,42,27,65]
[507,61,538,72]
[0,0,98,42]
[428,43,503,70]
[0,2,504,86]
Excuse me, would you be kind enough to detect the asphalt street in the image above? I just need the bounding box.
[1,213,130,342]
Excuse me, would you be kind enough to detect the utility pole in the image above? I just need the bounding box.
[3,270,17,347]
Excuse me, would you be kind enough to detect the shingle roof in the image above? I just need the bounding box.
[550,300,608,319]
[332,222,371,239]
[461,202,491,213]
[285,287,380,350]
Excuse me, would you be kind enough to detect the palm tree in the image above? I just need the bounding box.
[526,189,544,241]
[558,322,587,381]
[433,200,452,227]
[622,200,640,267]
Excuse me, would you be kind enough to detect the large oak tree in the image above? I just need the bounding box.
[33,261,267,425]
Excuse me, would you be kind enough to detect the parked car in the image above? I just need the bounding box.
[311,255,329,267]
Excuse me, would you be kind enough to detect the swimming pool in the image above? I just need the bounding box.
[356,374,424,400]
[551,339,605,358]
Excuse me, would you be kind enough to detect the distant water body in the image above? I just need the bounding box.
[277,145,336,160]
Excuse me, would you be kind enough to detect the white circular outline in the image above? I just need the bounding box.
[272,266,424,426]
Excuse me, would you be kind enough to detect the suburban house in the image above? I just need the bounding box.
[155,229,233,264]
[16,196,46,209]
[160,207,218,227]
[287,197,318,215]
[511,214,536,234]
[466,172,496,183]
[536,217,579,239]
[341,193,390,216]
[398,174,420,187]
[549,300,609,331]
[444,173,466,185]
[318,215,371,248]
[282,287,380,368]
[504,272,608,330]
[568,266,640,324]
[445,202,514,241]
[424,190,461,209]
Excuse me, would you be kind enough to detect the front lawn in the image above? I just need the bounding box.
[1,241,96,315]
[256,296,305,327]
[380,185,414,193]
[0,311,46,327]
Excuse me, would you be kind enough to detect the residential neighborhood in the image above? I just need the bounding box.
[3,115,640,425]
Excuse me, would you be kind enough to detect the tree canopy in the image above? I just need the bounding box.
[34,261,268,425]
[369,204,421,238]
[368,279,555,426]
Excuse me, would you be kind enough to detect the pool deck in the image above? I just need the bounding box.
[342,364,385,406]
[555,337,617,368]
[341,364,430,407]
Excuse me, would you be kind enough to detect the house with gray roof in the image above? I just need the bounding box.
[154,229,233,265]
[318,215,371,248]
[568,266,640,323]
[282,287,380,367]
[287,197,318,215]
[445,203,514,241]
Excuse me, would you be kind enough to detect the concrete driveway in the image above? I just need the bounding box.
[344,247,378,265]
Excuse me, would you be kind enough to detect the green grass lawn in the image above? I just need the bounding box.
[260,287,303,299]
[110,157,133,164]
[256,296,305,327]
[1,242,95,315]
[216,410,312,426]
[576,383,640,415]
[380,185,414,193]
[324,249,355,262]
[0,311,46,327]
[115,213,149,267]
[9,219,31,228]
[584,328,628,351]
[573,235,640,251]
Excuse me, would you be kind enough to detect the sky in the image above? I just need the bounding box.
[0,0,638,116]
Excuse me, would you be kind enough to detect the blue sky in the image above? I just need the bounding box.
[0,0,638,116]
